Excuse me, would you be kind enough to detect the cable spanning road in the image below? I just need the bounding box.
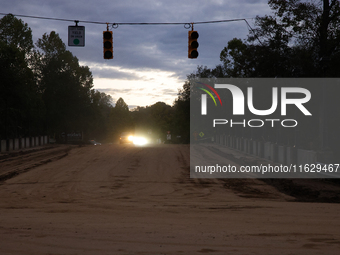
[0,144,339,254]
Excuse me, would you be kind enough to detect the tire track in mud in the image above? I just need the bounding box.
[0,145,74,182]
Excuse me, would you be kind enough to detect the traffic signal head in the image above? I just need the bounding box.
[188,31,199,59]
[103,31,113,59]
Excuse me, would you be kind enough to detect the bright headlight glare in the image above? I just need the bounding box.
[128,135,134,141]
[133,137,148,146]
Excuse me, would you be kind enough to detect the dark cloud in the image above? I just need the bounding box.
[89,66,141,80]
[97,88,142,95]
[160,88,179,96]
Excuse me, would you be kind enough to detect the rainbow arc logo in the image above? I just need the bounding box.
[198,82,222,106]
[197,82,222,115]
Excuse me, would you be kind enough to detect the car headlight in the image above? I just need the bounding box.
[128,135,134,141]
[133,137,148,146]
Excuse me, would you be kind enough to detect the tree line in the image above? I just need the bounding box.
[0,14,189,143]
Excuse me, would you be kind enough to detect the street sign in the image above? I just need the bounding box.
[68,26,85,46]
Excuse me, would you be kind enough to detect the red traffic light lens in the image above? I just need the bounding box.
[104,31,112,40]
[190,31,199,39]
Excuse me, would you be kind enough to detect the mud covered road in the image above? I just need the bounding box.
[0,144,339,254]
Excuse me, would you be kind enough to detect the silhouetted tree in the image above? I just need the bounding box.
[35,31,93,140]
[0,14,44,139]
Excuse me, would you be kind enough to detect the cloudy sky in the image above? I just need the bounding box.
[1,0,272,108]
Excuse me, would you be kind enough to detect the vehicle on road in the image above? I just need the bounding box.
[119,132,134,144]
[89,140,101,145]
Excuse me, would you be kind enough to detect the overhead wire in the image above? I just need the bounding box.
[0,12,262,44]
[0,12,252,27]
[0,12,104,24]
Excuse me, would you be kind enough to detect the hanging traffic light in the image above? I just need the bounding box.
[103,31,113,59]
[188,30,199,59]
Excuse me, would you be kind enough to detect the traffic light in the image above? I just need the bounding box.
[188,30,199,59]
[103,31,113,59]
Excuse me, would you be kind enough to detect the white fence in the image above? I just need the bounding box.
[0,136,48,153]
[215,134,319,165]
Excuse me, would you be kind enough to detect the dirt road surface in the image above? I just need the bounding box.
[0,144,339,254]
